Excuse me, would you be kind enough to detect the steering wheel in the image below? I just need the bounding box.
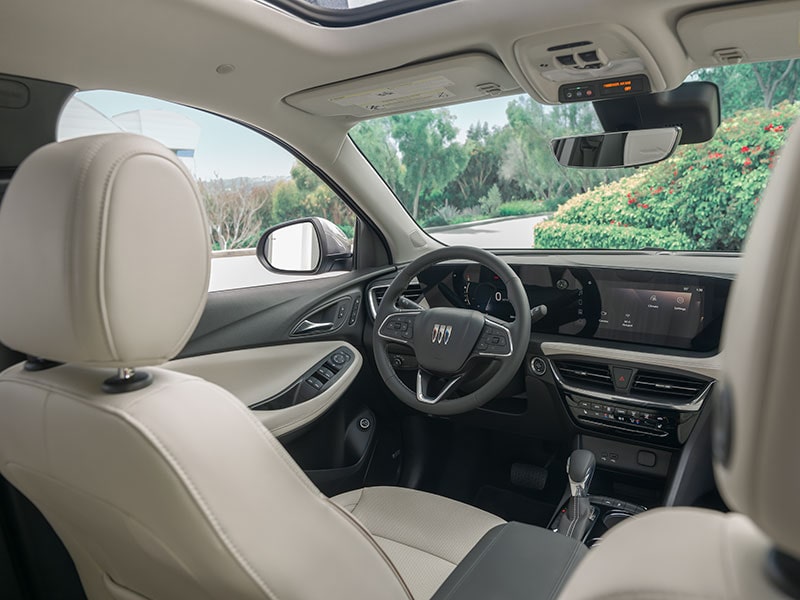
[373,246,531,415]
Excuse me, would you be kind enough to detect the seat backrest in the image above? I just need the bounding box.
[0,134,410,600]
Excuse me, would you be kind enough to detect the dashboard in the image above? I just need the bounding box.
[419,263,731,353]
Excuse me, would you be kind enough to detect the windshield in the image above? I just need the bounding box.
[352,61,799,251]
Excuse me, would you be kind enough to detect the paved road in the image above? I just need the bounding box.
[432,215,548,248]
[209,215,549,291]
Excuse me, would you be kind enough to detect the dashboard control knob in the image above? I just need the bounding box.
[531,357,547,376]
[359,418,371,431]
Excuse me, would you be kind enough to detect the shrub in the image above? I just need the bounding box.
[495,198,557,217]
[535,102,799,251]
[433,201,462,223]
[534,221,696,250]
[478,184,503,215]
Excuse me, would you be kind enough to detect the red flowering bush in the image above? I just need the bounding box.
[535,102,799,251]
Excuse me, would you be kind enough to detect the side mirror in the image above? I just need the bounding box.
[257,217,353,275]
[550,126,682,169]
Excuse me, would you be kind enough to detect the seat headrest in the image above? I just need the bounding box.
[717,122,800,557]
[0,134,210,368]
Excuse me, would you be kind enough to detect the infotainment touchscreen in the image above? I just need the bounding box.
[594,283,704,344]
[518,266,731,352]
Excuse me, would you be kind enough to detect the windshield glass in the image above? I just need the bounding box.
[352,61,798,251]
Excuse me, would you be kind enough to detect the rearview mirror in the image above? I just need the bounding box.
[257,217,353,274]
[550,127,682,169]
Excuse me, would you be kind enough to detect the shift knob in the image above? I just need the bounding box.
[567,449,596,497]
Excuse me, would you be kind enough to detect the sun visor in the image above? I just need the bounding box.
[284,53,521,119]
[593,81,720,145]
[678,0,800,67]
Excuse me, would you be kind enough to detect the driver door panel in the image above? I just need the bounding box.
[165,341,363,437]
[165,268,402,495]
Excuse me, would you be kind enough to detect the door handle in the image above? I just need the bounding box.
[294,319,334,334]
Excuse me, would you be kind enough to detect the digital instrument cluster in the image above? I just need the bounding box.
[418,263,731,353]
[455,264,514,321]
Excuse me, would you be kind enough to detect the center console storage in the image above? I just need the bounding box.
[431,522,587,600]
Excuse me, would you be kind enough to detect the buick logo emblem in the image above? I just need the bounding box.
[431,323,452,345]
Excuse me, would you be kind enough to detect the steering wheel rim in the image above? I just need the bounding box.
[373,246,531,415]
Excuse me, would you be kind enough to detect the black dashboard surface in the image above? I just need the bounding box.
[417,263,731,353]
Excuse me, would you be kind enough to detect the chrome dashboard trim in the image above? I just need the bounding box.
[547,357,715,413]
[540,342,722,380]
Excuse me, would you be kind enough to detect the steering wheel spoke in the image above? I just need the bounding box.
[416,369,464,404]
[377,310,421,349]
[372,246,531,415]
[472,316,514,359]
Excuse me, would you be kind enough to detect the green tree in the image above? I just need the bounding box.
[271,162,355,232]
[350,119,402,192]
[698,60,800,117]
[443,122,503,209]
[389,109,468,219]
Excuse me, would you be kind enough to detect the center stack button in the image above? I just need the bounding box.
[612,367,633,391]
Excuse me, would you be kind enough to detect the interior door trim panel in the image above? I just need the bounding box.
[165,341,363,437]
[181,266,394,358]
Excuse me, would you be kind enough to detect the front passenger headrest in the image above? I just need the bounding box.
[717,122,800,558]
[0,133,210,368]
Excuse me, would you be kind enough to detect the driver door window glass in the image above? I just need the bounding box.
[58,90,355,291]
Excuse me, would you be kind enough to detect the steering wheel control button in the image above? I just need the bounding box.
[379,313,417,343]
[531,357,547,376]
[477,323,511,356]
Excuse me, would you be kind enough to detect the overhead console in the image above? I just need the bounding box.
[558,74,650,103]
[512,24,668,104]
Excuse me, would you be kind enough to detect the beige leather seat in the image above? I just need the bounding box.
[0,133,503,600]
[559,124,800,599]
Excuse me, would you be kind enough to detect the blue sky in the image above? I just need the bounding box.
[72,90,520,180]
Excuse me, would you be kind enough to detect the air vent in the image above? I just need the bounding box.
[631,370,708,401]
[553,360,614,392]
[713,47,746,65]
[368,282,424,319]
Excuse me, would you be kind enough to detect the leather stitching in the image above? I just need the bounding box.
[328,504,415,600]
[370,534,458,567]
[0,374,280,599]
[2,369,413,598]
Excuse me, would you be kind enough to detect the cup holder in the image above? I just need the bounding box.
[603,509,634,529]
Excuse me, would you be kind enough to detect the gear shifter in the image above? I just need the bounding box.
[555,450,596,541]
